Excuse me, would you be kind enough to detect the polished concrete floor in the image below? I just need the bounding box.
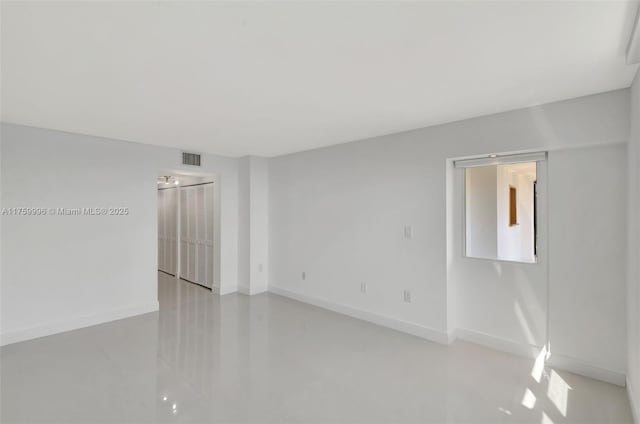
[1,273,634,423]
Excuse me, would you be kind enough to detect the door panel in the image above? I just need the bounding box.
[180,184,214,288]
[158,188,177,275]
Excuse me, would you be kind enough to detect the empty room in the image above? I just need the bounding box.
[1,1,639,423]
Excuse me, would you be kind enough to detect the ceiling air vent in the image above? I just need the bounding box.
[182,152,201,166]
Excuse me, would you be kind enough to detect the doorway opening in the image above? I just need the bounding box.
[157,172,220,294]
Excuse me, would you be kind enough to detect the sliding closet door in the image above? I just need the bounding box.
[158,188,177,275]
[180,184,214,288]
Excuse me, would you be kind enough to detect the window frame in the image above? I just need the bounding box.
[458,153,545,265]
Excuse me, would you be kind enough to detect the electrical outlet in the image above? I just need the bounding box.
[302,271,306,281]
[404,225,413,239]
[360,282,367,293]
[403,290,411,303]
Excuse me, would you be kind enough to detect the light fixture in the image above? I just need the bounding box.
[489,154,498,158]
[158,176,178,186]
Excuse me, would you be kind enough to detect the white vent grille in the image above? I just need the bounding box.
[182,152,201,166]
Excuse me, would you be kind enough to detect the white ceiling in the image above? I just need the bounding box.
[2,1,639,157]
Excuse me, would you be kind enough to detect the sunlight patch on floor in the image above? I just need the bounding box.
[547,369,572,417]
[522,388,537,409]
[531,345,549,383]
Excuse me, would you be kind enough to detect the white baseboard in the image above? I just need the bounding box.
[250,285,268,295]
[0,301,159,347]
[455,328,543,359]
[547,352,626,387]
[447,329,458,344]
[455,328,626,386]
[218,283,237,295]
[268,286,449,345]
[627,378,639,423]
[239,284,268,295]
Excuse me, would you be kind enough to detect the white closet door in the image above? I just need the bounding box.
[166,188,177,274]
[158,190,164,271]
[158,188,177,275]
[180,184,214,288]
[203,183,214,286]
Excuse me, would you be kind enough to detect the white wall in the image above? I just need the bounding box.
[238,156,269,295]
[465,166,498,259]
[0,134,2,319]
[548,144,628,378]
[249,157,269,294]
[628,71,640,420]
[268,89,630,381]
[0,123,240,345]
[238,157,250,291]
